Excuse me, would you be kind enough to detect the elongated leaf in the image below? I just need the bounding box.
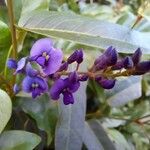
[0,89,12,133]
[106,76,142,107]
[18,11,150,54]
[0,130,41,150]
[88,119,116,150]
[83,122,104,150]
[55,82,87,150]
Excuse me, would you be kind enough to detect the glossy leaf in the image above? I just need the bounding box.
[18,11,150,54]
[106,76,142,107]
[0,89,12,133]
[55,82,87,150]
[0,130,41,150]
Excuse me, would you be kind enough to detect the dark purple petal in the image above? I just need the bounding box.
[15,57,27,73]
[26,63,38,77]
[97,78,116,89]
[132,48,142,65]
[95,55,107,70]
[134,61,150,74]
[32,88,41,98]
[30,38,53,57]
[13,84,20,94]
[50,79,67,100]
[36,56,45,67]
[43,48,63,75]
[58,62,68,72]
[112,60,124,70]
[67,50,78,64]
[76,49,83,64]
[69,71,78,83]
[68,81,80,93]
[7,58,17,69]
[104,47,118,66]
[62,91,74,105]
[124,56,134,69]
[67,49,83,64]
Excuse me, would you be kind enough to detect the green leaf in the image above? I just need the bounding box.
[0,89,12,133]
[88,119,116,150]
[55,82,87,150]
[18,11,150,54]
[19,94,58,145]
[107,129,130,150]
[83,122,104,150]
[106,76,142,107]
[0,130,41,150]
[0,20,10,46]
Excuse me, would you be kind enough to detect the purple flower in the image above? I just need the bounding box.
[30,38,63,75]
[50,72,80,105]
[7,58,17,69]
[132,48,142,65]
[94,46,118,70]
[67,49,83,64]
[96,77,116,89]
[22,76,48,98]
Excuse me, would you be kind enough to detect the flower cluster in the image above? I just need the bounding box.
[7,38,150,105]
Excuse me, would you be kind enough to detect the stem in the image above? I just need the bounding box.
[131,15,143,29]
[7,0,17,59]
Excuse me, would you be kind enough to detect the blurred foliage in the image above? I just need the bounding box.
[0,0,150,149]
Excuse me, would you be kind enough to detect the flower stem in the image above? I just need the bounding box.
[6,0,17,59]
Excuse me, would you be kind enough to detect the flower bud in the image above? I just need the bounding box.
[67,49,83,64]
[132,48,142,65]
[124,56,134,69]
[7,58,17,69]
[134,61,150,75]
[13,84,20,94]
[96,78,116,89]
[58,62,68,72]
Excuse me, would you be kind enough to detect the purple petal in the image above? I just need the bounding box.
[69,71,78,83]
[50,79,67,100]
[78,74,88,81]
[132,48,142,65]
[58,62,68,72]
[62,91,74,105]
[43,48,63,75]
[36,56,45,67]
[135,61,150,74]
[26,63,38,77]
[7,58,17,69]
[35,77,48,91]
[123,56,134,69]
[30,38,53,57]
[15,57,27,73]
[67,50,78,64]
[68,81,80,93]
[32,88,41,98]
[76,49,83,64]
[112,60,124,70]
[22,76,33,93]
[13,84,20,94]
[97,78,116,89]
